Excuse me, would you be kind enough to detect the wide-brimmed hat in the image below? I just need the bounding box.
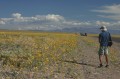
[100,26,107,31]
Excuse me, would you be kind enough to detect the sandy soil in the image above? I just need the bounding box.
[78,36,120,79]
[0,35,120,79]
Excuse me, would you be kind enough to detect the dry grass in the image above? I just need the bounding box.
[0,31,119,79]
[0,31,79,79]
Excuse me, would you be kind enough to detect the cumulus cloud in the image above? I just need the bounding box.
[0,13,92,30]
[92,4,120,20]
[0,20,5,24]
[10,13,65,23]
[94,20,120,30]
[46,14,64,22]
[93,4,120,14]
[96,21,110,26]
[110,21,120,29]
[63,21,91,26]
[12,13,22,18]
[1,12,120,31]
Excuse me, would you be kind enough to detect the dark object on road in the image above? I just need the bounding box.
[80,33,87,36]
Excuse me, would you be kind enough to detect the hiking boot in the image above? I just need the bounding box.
[98,64,103,68]
[105,65,109,68]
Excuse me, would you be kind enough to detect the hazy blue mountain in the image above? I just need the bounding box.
[52,27,120,34]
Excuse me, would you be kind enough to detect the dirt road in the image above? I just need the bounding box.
[78,36,120,79]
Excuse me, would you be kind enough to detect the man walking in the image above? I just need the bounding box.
[98,26,112,68]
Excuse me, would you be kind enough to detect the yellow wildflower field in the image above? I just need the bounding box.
[0,31,79,78]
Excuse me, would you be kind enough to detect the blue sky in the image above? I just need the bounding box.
[0,0,120,31]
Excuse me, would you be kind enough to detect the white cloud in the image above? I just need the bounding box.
[1,12,120,31]
[12,13,22,19]
[0,13,92,30]
[63,21,91,26]
[94,20,120,30]
[111,21,120,28]
[93,4,120,14]
[96,21,110,26]
[46,14,64,22]
[10,13,65,23]
[0,20,5,24]
[93,4,120,20]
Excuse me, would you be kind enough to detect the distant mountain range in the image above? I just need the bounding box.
[52,27,120,34]
[0,27,120,35]
[29,27,120,34]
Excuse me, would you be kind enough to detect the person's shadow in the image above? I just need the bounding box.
[61,60,97,68]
